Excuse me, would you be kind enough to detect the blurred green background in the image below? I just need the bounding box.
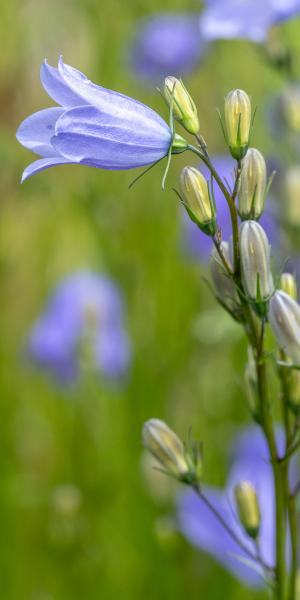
[2,0,300,598]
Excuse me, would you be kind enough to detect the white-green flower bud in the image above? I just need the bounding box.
[210,242,239,314]
[180,166,217,236]
[224,89,251,160]
[235,481,260,539]
[280,272,297,301]
[268,291,300,363]
[238,148,267,220]
[240,220,274,302]
[164,76,200,135]
[284,167,300,227]
[142,419,189,479]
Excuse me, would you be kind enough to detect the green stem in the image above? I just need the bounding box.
[278,355,298,600]
[187,143,288,598]
[187,144,240,277]
[193,484,273,575]
[256,356,286,600]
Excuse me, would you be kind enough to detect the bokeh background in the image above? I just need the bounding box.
[3,0,300,598]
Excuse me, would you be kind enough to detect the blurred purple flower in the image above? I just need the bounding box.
[130,13,206,84]
[200,0,300,44]
[16,58,172,182]
[28,271,131,384]
[181,155,279,261]
[178,426,289,587]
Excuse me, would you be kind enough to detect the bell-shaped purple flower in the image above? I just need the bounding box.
[199,0,300,44]
[130,13,206,84]
[178,426,291,587]
[27,271,131,384]
[16,58,173,182]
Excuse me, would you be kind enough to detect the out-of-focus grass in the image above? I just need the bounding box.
[1,0,300,598]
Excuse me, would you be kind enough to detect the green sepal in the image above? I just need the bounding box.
[229,143,249,161]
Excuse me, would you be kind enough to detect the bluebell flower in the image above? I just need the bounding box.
[178,426,292,587]
[181,155,279,262]
[16,58,176,182]
[130,13,206,84]
[199,0,300,44]
[28,271,131,383]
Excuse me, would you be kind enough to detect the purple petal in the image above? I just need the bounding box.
[40,60,88,108]
[21,157,75,183]
[52,105,171,169]
[199,0,276,43]
[271,0,300,21]
[57,58,171,133]
[94,327,131,379]
[16,108,64,157]
[178,487,263,587]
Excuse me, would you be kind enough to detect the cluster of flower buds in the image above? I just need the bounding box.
[142,419,202,485]
[234,481,261,540]
[180,166,217,236]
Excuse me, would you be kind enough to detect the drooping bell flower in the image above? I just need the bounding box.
[16,58,187,182]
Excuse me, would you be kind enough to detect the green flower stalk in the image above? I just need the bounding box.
[244,347,261,423]
[210,242,239,315]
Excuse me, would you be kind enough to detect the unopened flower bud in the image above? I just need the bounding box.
[164,76,200,135]
[210,242,239,315]
[224,89,251,160]
[240,221,274,305]
[180,166,217,236]
[238,148,267,220]
[284,167,300,227]
[142,419,189,479]
[235,481,260,539]
[268,291,300,363]
[280,273,297,300]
